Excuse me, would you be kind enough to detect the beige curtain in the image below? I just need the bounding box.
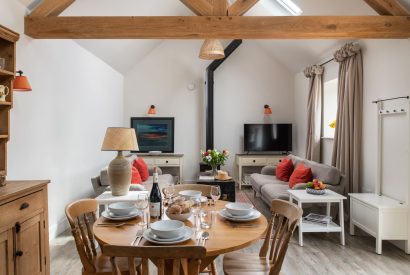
[304,65,324,162]
[332,43,363,194]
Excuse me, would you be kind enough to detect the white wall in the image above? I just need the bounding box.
[1,0,124,239]
[214,42,294,176]
[124,40,294,181]
[293,39,410,199]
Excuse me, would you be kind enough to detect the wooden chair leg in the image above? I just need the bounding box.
[211,261,217,275]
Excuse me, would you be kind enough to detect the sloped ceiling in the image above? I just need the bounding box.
[23,0,410,74]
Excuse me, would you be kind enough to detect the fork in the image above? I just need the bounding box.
[132,229,144,246]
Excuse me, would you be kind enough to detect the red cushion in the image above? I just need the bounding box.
[289,164,313,189]
[131,166,142,184]
[133,158,149,181]
[276,158,294,182]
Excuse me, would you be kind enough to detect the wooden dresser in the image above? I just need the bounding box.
[0,180,50,275]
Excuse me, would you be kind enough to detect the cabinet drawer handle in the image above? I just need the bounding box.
[15,222,21,233]
[15,251,23,257]
[20,202,29,210]
[253,160,256,163]
[166,160,169,163]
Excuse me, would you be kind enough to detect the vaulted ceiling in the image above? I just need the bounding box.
[20,0,410,74]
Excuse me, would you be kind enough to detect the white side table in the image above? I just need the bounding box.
[288,189,347,246]
[95,190,149,217]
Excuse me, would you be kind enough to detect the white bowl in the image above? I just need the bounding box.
[108,202,136,216]
[179,190,202,200]
[150,220,185,239]
[166,209,193,221]
[225,202,253,216]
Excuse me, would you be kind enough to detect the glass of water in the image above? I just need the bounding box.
[135,193,149,227]
[191,197,202,232]
[200,210,214,229]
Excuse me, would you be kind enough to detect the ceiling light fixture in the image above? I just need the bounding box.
[199,39,225,60]
[276,0,303,16]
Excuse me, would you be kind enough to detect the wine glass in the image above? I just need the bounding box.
[164,184,175,205]
[135,193,149,227]
[210,186,221,206]
[191,197,202,233]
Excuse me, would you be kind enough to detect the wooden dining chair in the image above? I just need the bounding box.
[223,199,303,275]
[65,199,142,275]
[103,245,206,275]
[163,183,213,197]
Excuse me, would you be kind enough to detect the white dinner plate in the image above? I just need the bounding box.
[218,208,261,222]
[143,227,193,245]
[101,210,140,221]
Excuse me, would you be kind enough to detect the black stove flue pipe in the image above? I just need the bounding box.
[205,39,242,150]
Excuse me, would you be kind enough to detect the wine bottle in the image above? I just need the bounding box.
[149,167,162,219]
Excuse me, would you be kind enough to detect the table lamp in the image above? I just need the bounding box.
[101,127,139,196]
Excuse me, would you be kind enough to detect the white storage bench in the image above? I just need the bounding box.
[349,193,409,254]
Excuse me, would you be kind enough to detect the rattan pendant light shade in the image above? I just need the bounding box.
[199,39,225,60]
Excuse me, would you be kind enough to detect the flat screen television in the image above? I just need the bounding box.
[130,117,174,153]
[244,124,292,152]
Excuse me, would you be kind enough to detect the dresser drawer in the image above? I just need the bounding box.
[142,158,155,165]
[241,158,267,165]
[0,191,44,225]
[155,158,180,165]
[266,158,282,165]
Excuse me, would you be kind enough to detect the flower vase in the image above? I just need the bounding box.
[211,166,218,177]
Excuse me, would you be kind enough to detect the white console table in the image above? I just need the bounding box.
[235,154,283,189]
[349,193,409,254]
[138,153,184,183]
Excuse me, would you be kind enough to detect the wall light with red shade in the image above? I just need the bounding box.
[264,104,272,115]
[13,70,32,92]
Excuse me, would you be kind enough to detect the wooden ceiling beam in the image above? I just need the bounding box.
[228,0,259,16]
[179,0,213,16]
[363,0,410,15]
[25,16,410,39]
[30,0,76,17]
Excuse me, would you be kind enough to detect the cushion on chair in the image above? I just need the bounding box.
[223,251,271,274]
[289,164,312,189]
[275,158,294,182]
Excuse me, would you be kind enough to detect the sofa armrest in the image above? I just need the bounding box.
[91,176,106,197]
[261,165,276,176]
[327,174,346,196]
[293,183,306,190]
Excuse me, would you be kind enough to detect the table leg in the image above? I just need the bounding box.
[339,200,345,246]
[298,201,303,246]
[200,256,218,273]
[238,166,242,190]
[376,236,382,255]
[349,198,355,235]
[96,204,100,218]
[326,202,331,217]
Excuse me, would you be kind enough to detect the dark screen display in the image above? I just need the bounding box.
[244,124,292,152]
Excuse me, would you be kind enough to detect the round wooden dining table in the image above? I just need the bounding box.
[93,200,268,273]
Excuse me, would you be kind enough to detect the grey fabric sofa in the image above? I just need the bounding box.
[251,154,346,213]
[91,154,175,197]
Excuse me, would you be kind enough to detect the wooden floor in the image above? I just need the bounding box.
[51,187,410,275]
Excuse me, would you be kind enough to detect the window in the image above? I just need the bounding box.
[322,78,338,138]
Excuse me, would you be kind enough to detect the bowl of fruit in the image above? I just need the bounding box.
[305,179,327,195]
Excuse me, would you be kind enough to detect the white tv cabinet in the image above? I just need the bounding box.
[349,193,409,254]
[138,153,184,183]
[235,154,284,190]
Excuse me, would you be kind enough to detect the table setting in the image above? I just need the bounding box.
[93,187,268,273]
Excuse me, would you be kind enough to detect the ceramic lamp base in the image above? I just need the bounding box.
[108,151,131,196]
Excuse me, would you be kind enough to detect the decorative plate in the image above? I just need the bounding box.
[306,188,326,195]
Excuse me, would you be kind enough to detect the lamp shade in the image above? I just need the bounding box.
[13,70,32,92]
[199,39,225,60]
[101,127,139,151]
[148,105,156,115]
[264,105,272,115]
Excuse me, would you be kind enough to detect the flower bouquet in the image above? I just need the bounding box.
[201,149,229,176]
